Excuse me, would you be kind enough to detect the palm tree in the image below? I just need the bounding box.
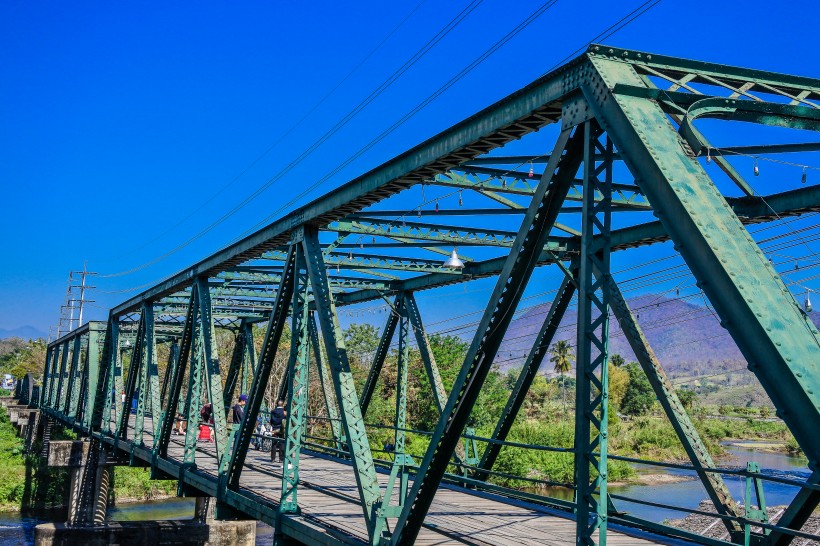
[550,340,574,415]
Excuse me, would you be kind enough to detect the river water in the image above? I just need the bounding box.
[529,443,811,523]
[0,444,809,545]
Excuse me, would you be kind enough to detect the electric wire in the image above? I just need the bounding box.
[95,0,486,278]
[105,0,432,264]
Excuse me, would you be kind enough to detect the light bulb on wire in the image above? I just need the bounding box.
[528,161,534,178]
[753,159,759,176]
[802,167,807,184]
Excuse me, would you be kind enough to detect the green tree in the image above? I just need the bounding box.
[675,388,697,410]
[549,341,573,415]
[621,362,654,416]
[610,353,625,368]
[608,363,629,409]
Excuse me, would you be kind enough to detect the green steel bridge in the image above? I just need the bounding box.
[33,45,820,546]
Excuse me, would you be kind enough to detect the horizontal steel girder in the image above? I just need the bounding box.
[434,170,652,211]
[217,270,390,290]
[334,219,570,250]
[261,249,465,274]
[586,51,820,471]
[336,184,820,306]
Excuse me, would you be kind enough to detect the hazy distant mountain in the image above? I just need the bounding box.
[495,293,820,376]
[0,326,47,341]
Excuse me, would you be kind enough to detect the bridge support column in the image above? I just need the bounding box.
[42,440,112,525]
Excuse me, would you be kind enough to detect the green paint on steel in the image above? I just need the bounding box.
[360,294,401,417]
[280,248,311,514]
[393,126,586,546]
[476,271,576,479]
[608,278,742,534]
[302,225,382,539]
[227,246,296,490]
[586,51,820,471]
[308,316,345,451]
[573,123,612,546]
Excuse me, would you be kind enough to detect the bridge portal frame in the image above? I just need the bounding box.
[37,44,820,546]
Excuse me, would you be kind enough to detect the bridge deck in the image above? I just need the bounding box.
[108,415,672,546]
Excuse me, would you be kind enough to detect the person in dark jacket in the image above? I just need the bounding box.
[270,399,286,463]
[232,394,247,424]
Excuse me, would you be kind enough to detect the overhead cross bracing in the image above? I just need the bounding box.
[38,44,820,546]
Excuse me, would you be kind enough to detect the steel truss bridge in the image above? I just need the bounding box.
[37,45,820,546]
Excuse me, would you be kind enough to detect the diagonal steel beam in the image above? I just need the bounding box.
[404,293,448,415]
[223,320,250,410]
[301,225,383,537]
[227,247,297,490]
[475,272,576,480]
[393,125,586,545]
[156,288,197,459]
[360,294,401,417]
[609,277,742,534]
[586,53,820,472]
[763,470,820,546]
[309,315,344,451]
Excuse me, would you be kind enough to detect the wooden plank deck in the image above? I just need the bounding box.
[103,415,674,546]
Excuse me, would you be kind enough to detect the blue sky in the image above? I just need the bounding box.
[2,0,819,335]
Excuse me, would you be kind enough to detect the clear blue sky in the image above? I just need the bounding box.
[1,0,818,334]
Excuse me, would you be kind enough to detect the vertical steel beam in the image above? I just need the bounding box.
[393,126,585,546]
[83,324,104,430]
[156,290,196,459]
[223,321,249,410]
[404,293,448,414]
[135,304,161,447]
[476,273,576,479]
[394,297,410,487]
[90,316,119,434]
[41,347,54,409]
[360,297,400,416]
[227,247,296,489]
[45,344,59,408]
[66,335,84,419]
[573,123,611,546]
[182,295,205,465]
[763,470,820,546]
[118,313,145,439]
[608,278,742,534]
[52,341,69,410]
[280,247,311,513]
[193,277,230,463]
[586,54,820,470]
[302,225,383,538]
[308,316,344,450]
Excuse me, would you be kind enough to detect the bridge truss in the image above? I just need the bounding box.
[39,45,820,546]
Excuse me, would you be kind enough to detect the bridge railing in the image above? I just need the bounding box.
[300,414,819,546]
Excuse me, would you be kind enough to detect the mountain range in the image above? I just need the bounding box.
[0,326,48,341]
[495,293,820,378]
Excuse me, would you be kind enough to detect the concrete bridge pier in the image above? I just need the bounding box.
[33,440,256,545]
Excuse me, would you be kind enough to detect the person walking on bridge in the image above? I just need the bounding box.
[231,394,248,453]
[270,399,286,464]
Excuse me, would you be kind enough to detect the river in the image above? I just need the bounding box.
[0,444,809,544]
[527,443,811,523]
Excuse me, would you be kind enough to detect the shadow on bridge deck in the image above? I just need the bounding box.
[99,414,678,546]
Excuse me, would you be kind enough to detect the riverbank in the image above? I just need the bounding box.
[667,500,820,545]
[0,407,176,513]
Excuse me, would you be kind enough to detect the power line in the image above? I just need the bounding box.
[96,0,485,278]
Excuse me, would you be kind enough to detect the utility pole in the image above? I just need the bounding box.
[54,263,97,338]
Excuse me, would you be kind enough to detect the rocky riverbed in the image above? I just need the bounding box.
[666,501,819,545]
